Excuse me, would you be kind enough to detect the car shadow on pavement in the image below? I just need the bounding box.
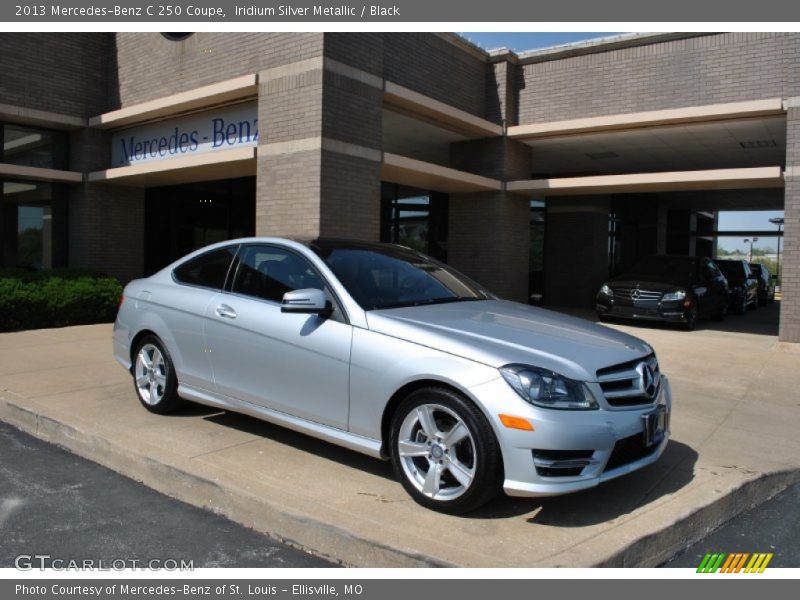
[466,440,698,523]
[201,410,396,481]
[191,407,697,523]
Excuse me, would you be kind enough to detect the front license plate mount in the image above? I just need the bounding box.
[642,405,667,448]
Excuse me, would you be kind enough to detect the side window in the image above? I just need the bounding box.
[231,245,324,303]
[173,246,238,290]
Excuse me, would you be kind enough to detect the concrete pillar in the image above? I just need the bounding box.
[448,137,532,302]
[780,105,800,342]
[256,35,383,241]
[544,197,611,307]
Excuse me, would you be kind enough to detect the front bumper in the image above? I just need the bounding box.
[596,297,688,323]
[468,375,672,497]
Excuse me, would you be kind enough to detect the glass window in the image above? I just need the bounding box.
[380,184,448,262]
[529,199,546,304]
[1,124,68,170]
[311,241,491,311]
[173,246,238,289]
[1,180,67,269]
[231,245,324,303]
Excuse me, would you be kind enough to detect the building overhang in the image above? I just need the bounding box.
[381,153,502,193]
[383,81,503,139]
[87,147,256,187]
[508,98,785,140]
[0,163,82,184]
[507,166,784,196]
[0,103,85,130]
[89,74,258,130]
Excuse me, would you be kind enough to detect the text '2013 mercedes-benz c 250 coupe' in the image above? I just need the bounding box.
[114,238,671,513]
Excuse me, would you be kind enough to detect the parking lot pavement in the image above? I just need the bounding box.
[664,482,800,568]
[1,312,799,567]
[0,421,332,568]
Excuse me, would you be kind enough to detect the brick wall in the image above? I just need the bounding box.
[0,33,111,117]
[780,108,800,342]
[518,33,800,124]
[383,34,488,119]
[68,183,144,282]
[114,33,324,107]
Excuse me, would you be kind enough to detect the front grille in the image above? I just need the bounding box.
[597,354,661,407]
[604,433,657,472]
[533,449,595,478]
[612,287,662,301]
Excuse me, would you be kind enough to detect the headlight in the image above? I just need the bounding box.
[599,284,613,296]
[661,290,686,302]
[499,364,598,410]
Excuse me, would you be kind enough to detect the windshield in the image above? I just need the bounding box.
[624,256,697,282]
[310,241,493,310]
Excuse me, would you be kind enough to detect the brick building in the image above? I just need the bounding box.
[0,32,797,341]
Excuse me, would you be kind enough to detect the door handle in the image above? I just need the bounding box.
[215,304,237,319]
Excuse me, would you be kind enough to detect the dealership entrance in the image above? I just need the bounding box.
[144,177,255,274]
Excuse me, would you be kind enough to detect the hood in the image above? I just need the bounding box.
[365,300,653,382]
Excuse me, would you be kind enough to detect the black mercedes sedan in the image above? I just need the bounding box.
[596,255,729,330]
[713,259,759,314]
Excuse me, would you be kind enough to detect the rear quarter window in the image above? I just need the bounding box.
[173,246,238,290]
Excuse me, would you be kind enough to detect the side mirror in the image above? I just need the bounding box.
[281,288,332,316]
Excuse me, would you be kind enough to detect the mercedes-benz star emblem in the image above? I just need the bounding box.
[630,289,641,300]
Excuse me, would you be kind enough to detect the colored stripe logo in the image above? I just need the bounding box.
[697,552,773,573]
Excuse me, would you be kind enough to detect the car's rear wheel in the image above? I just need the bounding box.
[133,335,183,414]
[389,387,501,514]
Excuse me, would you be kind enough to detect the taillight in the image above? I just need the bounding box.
[118,295,125,311]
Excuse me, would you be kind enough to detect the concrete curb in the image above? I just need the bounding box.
[597,468,800,566]
[2,395,798,568]
[0,398,452,568]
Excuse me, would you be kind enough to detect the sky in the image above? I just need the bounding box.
[460,32,620,53]
[463,33,786,255]
[717,211,784,253]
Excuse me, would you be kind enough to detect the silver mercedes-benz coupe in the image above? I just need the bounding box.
[113,238,671,513]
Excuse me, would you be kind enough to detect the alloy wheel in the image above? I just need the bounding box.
[135,343,168,405]
[396,403,477,502]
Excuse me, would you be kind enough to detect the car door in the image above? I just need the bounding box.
[202,244,352,430]
[163,244,239,390]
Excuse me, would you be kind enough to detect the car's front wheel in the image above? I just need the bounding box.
[132,335,183,414]
[390,387,501,514]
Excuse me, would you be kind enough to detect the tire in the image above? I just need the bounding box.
[749,295,758,311]
[389,387,501,514]
[683,302,698,331]
[132,335,184,414]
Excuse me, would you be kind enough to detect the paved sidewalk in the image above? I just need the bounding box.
[1,307,799,567]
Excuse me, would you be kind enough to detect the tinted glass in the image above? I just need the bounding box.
[2,124,68,169]
[173,246,237,289]
[626,256,698,282]
[715,260,746,283]
[311,242,492,310]
[1,180,67,269]
[231,245,324,303]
